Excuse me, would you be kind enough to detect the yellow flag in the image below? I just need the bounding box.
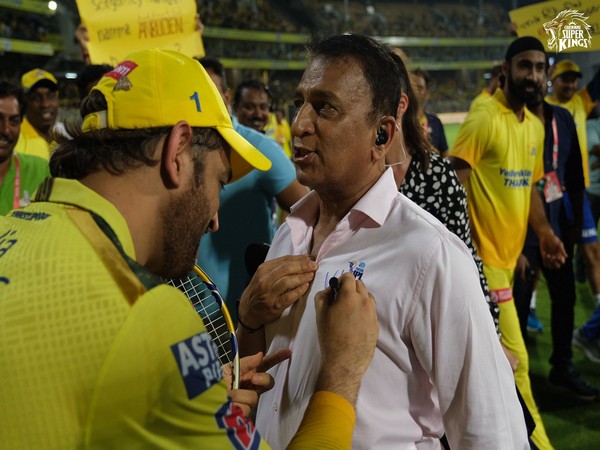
[75,0,205,66]
[509,0,600,52]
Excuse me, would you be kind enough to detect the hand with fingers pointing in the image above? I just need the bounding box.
[227,349,292,418]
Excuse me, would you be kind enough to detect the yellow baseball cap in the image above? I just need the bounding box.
[551,60,582,81]
[21,68,58,93]
[82,49,271,182]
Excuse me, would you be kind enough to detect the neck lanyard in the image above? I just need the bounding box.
[551,117,559,170]
[12,153,21,210]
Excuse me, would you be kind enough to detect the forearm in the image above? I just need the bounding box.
[236,326,266,358]
[448,156,472,184]
[313,363,363,407]
[528,187,552,238]
[529,187,567,267]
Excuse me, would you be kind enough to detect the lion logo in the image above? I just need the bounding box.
[543,9,592,52]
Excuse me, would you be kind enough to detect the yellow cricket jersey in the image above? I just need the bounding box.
[13,118,54,160]
[0,178,354,449]
[546,88,596,187]
[264,114,292,158]
[451,89,544,270]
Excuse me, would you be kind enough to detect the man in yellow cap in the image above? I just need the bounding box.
[14,68,66,160]
[547,60,600,187]
[547,60,600,320]
[0,49,379,448]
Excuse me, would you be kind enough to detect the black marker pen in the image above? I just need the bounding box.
[329,276,340,300]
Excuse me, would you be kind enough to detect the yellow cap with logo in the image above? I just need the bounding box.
[551,60,582,81]
[82,48,271,182]
[21,69,58,93]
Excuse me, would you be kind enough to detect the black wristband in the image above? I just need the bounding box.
[236,299,264,333]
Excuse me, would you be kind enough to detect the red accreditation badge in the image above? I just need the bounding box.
[543,171,563,203]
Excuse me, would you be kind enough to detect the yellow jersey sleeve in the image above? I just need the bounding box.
[288,391,356,449]
[450,103,496,169]
[85,285,267,449]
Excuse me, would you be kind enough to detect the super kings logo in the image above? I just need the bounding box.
[543,9,593,52]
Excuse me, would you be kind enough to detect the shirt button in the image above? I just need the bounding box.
[273,402,279,412]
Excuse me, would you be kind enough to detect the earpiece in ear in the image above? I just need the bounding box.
[375,128,388,146]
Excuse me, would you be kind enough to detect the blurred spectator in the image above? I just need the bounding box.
[264,107,292,158]
[196,56,307,318]
[233,79,272,133]
[410,68,449,155]
[14,69,66,160]
[470,64,503,110]
[0,81,49,215]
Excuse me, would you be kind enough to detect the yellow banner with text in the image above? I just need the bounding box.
[76,0,204,65]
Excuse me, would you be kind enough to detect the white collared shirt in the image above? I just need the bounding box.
[256,169,528,450]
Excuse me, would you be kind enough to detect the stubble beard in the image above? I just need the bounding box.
[507,72,541,105]
[159,182,209,280]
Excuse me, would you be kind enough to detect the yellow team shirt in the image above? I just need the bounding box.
[13,117,56,160]
[546,88,597,187]
[0,178,354,449]
[451,89,544,269]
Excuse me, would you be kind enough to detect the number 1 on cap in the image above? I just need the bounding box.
[190,92,202,112]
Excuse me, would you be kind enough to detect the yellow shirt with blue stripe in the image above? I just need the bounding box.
[0,178,354,449]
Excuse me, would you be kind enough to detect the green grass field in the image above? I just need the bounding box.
[527,276,600,449]
[444,122,462,149]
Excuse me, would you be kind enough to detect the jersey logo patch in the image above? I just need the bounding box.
[348,258,366,280]
[323,258,368,288]
[171,332,222,399]
[216,401,261,450]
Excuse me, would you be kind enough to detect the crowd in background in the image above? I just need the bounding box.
[1,0,600,446]
[0,11,53,42]
[0,0,515,117]
[317,1,511,37]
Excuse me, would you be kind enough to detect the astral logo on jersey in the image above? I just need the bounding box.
[171,332,222,399]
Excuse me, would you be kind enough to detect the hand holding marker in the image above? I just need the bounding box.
[329,276,340,301]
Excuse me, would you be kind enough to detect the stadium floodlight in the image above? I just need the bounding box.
[48,1,57,11]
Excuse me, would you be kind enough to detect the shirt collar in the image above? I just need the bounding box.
[350,168,397,225]
[287,168,397,230]
[493,88,512,114]
[494,88,534,122]
[20,117,40,139]
[40,178,136,258]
